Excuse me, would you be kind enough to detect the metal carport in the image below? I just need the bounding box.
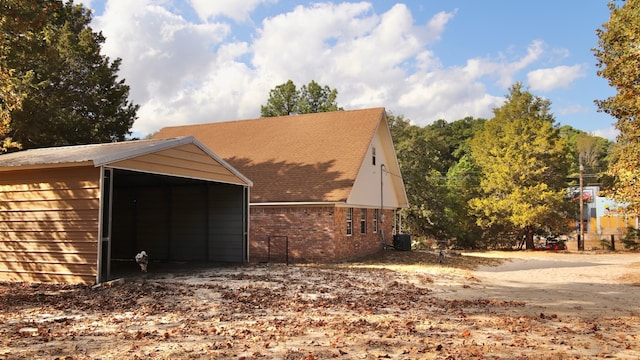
[0,137,252,284]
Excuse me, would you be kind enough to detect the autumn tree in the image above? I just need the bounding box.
[469,83,571,249]
[261,80,342,117]
[559,126,613,185]
[594,0,640,213]
[0,0,138,150]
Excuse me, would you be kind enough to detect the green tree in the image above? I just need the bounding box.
[0,0,54,152]
[440,117,488,248]
[445,153,485,248]
[469,83,571,249]
[593,0,640,213]
[1,0,138,150]
[559,125,613,190]
[297,80,342,114]
[388,112,491,248]
[387,112,452,241]
[261,80,342,117]
[260,80,298,117]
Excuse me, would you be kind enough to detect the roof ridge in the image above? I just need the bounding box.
[162,107,386,130]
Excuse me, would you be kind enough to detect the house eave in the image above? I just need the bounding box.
[249,201,405,209]
[0,161,94,172]
[250,201,344,207]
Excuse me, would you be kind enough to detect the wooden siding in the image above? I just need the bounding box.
[0,166,100,284]
[110,143,244,185]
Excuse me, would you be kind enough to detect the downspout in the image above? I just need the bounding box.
[380,163,387,248]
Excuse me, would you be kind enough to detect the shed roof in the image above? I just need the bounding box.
[154,108,394,203]
[0,137,252,186]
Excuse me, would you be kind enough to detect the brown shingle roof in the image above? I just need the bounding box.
[154,108,386,203]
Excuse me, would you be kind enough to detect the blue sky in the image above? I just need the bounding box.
[81,0,617,139]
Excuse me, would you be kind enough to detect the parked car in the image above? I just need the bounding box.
[535,237,567,251]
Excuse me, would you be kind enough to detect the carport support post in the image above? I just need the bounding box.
[97,167,114,283]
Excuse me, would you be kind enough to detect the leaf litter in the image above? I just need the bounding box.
[0,250,638,359]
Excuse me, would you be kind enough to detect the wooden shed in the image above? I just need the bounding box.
[0,137,252,284]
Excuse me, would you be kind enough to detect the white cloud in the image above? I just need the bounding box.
[592,126,619,141]
[251,2,460,124]
[94,0,245,133]
[426,10,456,42]
[494,40,545,88]
[76,0,94,9]
[89,0,579,136]
[528,64,586,92]
[187,0,273,22]
[398,68,504,123]
[556,103,586,115]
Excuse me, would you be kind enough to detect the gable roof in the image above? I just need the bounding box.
[0,136,252,186]
[154,108,395,203]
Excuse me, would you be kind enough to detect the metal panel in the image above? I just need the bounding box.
[208,184,245,262]
[135,187,171,259]
[109,178,247,264]
[110,187,138,260]
[170,185,208,261]
[0,166,100,284]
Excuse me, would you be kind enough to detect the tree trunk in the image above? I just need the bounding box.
[525,227,535,250]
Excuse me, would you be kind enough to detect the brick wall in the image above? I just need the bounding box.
[250,206,336,263]
[249,206,394,263]
[333,207,393,261]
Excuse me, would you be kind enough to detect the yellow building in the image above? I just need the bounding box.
[567,186,637,251]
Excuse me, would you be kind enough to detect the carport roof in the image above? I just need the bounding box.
[0,137,252,186]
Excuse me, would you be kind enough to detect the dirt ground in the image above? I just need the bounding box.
[1,250,639,359]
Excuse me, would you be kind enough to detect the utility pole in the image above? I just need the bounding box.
[579,152,585,251]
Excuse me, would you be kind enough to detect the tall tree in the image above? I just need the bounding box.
[469,84,571,249]
[0,0,53,151]
[593,0,640,213]
[260,80,298,117]
[388,113,491,248]
[388,112,452,240]
[297,80,342,114]
[0,0,138,150]
[559,125,613,188]
[441,118,487,248]
[261,80,342,117]
[445,153,485,248]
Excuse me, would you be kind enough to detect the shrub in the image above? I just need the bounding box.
[620,227,640,251]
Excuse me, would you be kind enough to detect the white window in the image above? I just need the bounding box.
[360,209,367,234]
[373,209,378,233]
[346,208,353,236]
[372,147,376,165]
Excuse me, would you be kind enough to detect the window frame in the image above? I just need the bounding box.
[372,147,376,165]
[373,209,378,233]
[346,208,353,236]
[360,208,367,234]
